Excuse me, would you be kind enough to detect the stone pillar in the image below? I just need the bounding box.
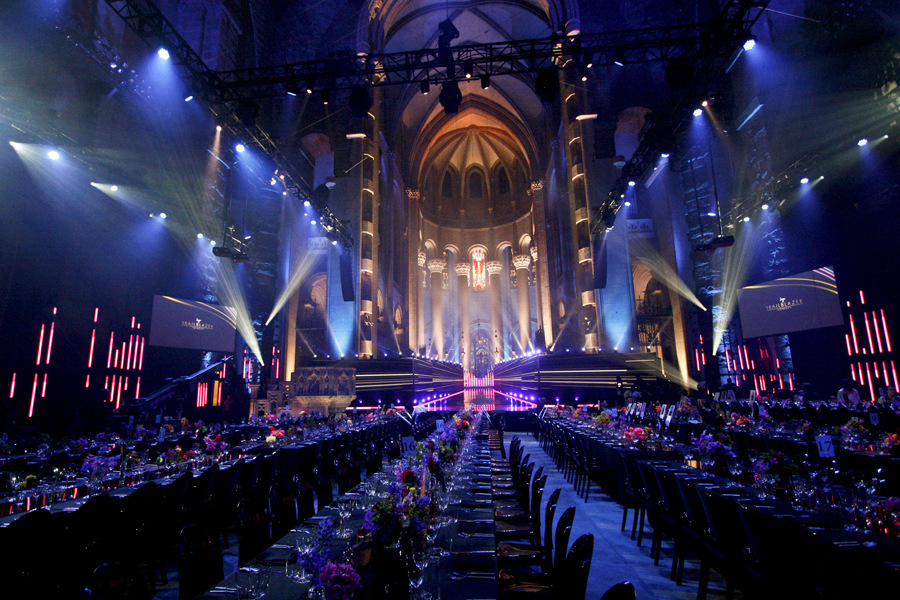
[427,259,446,359]
[513,254,533,353]
[487,260,504,364]
[529,181,554,347]
[284,293,299,381]
[455,263,471,371]
[416,250,426,354]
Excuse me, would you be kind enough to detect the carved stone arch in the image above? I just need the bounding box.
[467,243,489,259]
[518,234,533,256]
[443,244,461,262]
[496,240,514,260]
[424,239,438,258]
[632,262,654,302]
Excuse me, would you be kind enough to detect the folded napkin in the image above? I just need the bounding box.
[458,520,493,534]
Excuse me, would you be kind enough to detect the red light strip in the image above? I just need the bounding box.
[93,307,99,323]
[742,345,751,370]
[127,334,134,371]
[9,373,16,398]
[28,374,38,417]
[123,376,128,391]
[874,362,881,378]
[845,334,852,356]
[882,310,892,352]
[116,376,123,408]
[120,342,126,368]
[36,324,45,366]
[865,363,875,402]
[110,375,116,402]
[138,337,145,370]
[872,312,884,353]
[863,314,875,354]
[114,349,120,370]
[892,361,899,391]
[41,374,48,398]
[107,332,115,369]
[46,321,56,364]
[851,363,857,381]
[860,290,865,305]
[135,377,141,398]
[88,329,96,368]
[858,362,865,385]
[849,315,860,353]
[85,374,90,388]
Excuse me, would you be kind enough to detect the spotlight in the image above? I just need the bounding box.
[270,178,277,186]
[197,233,204,239]
[661,152,670,158]
[707,211,716,217]
[235,143,246,153]
[110,185,118,192]
[579,65,589,81]
[743,216,750,222]
[480,74,490,89]
[209,239,216,246]
[743,36,757,51]
[331,240,338,246]
[305,78,314,94]
[800,177,809,185]
[184,95,193,102]
[857,138,868,147]
[464,61,474,79]
[159,212,167,219]
[624,201,632,207]
[702,100,709,107]
[628,180,636,187]
[216,125,222,132]
[693,108,703,117]
[310,220,317,225]
[321,89,329,105]
[613,49,625,67]
[420,80,429,95]
[303,200,311,207]
[47,150,61,160]
[157,48,170,60]
[761,203,769,210]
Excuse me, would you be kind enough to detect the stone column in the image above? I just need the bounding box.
[416,250,426,354]
[513,254,533,353]
[455,262,471,372]
[427,259,446,359]
[487,260,504,364]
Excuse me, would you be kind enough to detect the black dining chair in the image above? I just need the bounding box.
[600,581,637,600]
[177,523,224,600]
[497,487,562,573]
[88,562,153,600]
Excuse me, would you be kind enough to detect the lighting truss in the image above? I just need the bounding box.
[101,0,353,248]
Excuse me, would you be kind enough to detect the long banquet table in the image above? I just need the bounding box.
[198,434,500,600]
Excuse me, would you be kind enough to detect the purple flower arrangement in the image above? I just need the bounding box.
[319,562,362,600]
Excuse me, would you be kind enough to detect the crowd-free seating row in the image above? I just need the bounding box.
[0,420,401,599]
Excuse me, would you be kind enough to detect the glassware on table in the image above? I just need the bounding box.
[235,567,268,600]
[405,538,429,599]
[286,549,311,584]
[727,459,742,487]
[336,494,358,538]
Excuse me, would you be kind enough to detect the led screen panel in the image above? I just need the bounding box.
[149,295,237,352]
[737,267,844,339]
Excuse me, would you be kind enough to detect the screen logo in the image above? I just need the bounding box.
[182,318,214,331]
[765,297,804,312]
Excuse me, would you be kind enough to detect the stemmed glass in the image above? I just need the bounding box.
[727,459,742,487]
[235,567,268,600]
[405,537,429,599]
[336,494,358,538]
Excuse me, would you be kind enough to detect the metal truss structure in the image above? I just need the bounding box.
[104,0,770,248]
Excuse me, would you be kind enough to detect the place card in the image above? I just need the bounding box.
[815,435,836,458]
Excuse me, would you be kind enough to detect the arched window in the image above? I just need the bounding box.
[442,171,453,198]
[497,167,510,195]
[468,171,483,199]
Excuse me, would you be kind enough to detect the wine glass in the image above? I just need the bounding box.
[405,538,429,599]
[336,494,357,538]
[286,549,311,584]
[728,459,742,487]
[235,567,267,600]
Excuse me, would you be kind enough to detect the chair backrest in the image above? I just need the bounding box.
[542,488,562,558]
[600,581,637,600]
[89,562,153,600]
[177,524,223,600]
[528,474,548,531]
[552,506,577,576]
[560,533,594,599]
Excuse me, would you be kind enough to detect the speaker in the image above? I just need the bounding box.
[340,252,355,302]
